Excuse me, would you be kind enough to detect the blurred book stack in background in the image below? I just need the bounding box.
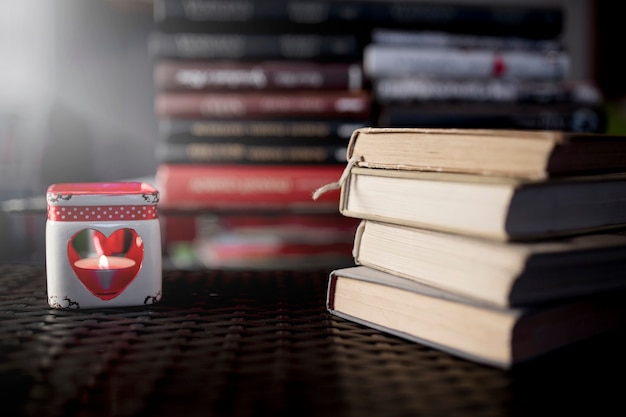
[149,0,375,269]
[0,1,618,267]
[363,6,607,133]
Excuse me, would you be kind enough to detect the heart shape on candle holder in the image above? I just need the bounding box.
[68,228,144,300]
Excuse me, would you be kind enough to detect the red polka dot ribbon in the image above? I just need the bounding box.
[47,205,158,222]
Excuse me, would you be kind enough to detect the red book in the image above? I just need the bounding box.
[154,91,372,119]
[156,164,343,211]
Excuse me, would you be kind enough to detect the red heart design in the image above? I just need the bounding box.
[68,229,144,301]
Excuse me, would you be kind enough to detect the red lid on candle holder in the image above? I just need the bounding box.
[46,182,159,222]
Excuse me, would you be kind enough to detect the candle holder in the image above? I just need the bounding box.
[46,182,162,309]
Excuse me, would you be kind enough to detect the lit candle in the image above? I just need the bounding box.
[74,255,136,291]
[46,181,161,308]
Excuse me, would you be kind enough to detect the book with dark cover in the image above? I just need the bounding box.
[154,60,364,91]
[159,119,370,142]
[148,32,362,61]
[155,136,348,164]
[155,91,372,119]
[153,0,563,39]
[377,102,607,133]
[327,265,626,368]
[371,28,564,51]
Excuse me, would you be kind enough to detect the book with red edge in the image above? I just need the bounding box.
[155,163,345,211]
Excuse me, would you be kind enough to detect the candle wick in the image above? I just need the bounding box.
[98,255,110,269]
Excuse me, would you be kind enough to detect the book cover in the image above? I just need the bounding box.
[345,127,624,179]
[363,44,570,80]
[159,119,370,142]
[371,29,563,51]
[153,0,563,39]
[377,102,606,133]
[353,219,626,307]
[155,91,372,119]
[373,78,602,105]
[327,265,626,368]
[154,60,364,91]
[339,167,626,241]
[148,32,362,61]
[156,163,345,210]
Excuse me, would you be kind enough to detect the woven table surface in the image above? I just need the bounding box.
[0,264,625,417]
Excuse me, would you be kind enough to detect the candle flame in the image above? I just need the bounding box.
[98,255,109,269]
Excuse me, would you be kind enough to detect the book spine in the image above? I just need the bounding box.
[156,164,344,209]
[371,29,563,51]
[148,32,361,61]
[365,2,563,38]
[155,139,348,164]
[378,104,607,133]
[159,119,370,141]
[363,45,570,80]
[154,0,364,24]
[155,92,372,119]
[154,60,363,91]
[374,78,602,104]
[154,0,563,39]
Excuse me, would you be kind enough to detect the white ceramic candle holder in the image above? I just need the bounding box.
[46,182,162,309]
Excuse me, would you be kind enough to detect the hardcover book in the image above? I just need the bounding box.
[353,219,626,307]
[192,213,358,269]
[159,119,369,142]
[371,29,563,51]
[155,137,348,165]
[163,213,358,270]
[154,60,364,91]
[156,163,344,211]
[155,91,372,119]
[153,0,564,39]
[338,167,626,241]
[373,78,602,105]
[377,102,606,133]
[327,265,626,369]
[344,127,626,180]
[363,44,570,80]
[148,32,362,61]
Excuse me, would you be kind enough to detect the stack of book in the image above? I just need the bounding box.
[150,0,373,211]
[147,1,604,270]
[149,0,374,268]
[363,9,607,133]
[322,127,626,368]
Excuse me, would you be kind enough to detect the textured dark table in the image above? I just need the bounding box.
[1,264,625,417]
